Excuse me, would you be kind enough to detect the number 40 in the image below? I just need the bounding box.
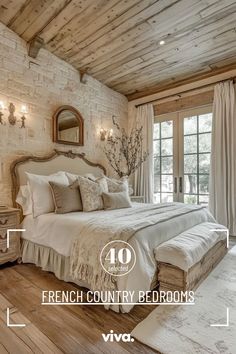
[105,248,131,264]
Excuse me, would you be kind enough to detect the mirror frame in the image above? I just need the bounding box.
[53,105,84,146]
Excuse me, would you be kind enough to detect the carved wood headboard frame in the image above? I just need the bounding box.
[10,149,107,215]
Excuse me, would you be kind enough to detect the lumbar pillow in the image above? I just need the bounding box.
[49,180,82,214]
[26,171,69,217]
[16,184,32,215]
[106,177,128,193]
[102,191,132,210]
[78,176,108,212]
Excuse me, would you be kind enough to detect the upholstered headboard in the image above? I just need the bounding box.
[10,149,106,209]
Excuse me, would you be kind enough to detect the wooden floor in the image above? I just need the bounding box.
[0,263,157,354]
[1,238,235,353]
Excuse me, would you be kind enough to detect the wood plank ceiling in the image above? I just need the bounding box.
[0,0,236,100]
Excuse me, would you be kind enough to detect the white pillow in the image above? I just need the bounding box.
[26,172,69,217]
[66,172,97,184]
[16,184,32,215]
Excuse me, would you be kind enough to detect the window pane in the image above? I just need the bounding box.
[199,175,209,194]
[153,140,160,156]
[199,133,211,153]
[184,154,197,174]
[199,153,210,174]
[199,113,212,133]
[161,193,173,203]
[161,138,173,156]
[154,193,160,203]
[154,158,160,175]
[199,195,209,205]
[184,175,197,194]
[161,156,173,174]
[184,116,197,135]
[184,194,197,204]
[184,135,197,153]
[161,175,173,192]
[154,175,160,192]
[161,121,173,138]
[153,123,160,139]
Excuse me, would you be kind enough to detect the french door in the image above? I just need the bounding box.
[153,106,212,205]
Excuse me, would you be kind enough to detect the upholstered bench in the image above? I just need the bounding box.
[155,222,228,292]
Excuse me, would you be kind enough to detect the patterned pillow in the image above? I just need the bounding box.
[106,177,128,193]
[78,177,108,212]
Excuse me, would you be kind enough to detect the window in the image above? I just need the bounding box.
[153,120,174,203]
[153,106,212,205]
[183,113,212,205]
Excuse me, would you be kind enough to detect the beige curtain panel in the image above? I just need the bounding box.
[209,80,236,236]
[134,104,154,203]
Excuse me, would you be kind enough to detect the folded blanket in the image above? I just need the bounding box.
[70,203,212,292]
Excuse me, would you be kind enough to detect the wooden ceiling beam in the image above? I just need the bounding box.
[28,36,44,58]
[127,64,236,104]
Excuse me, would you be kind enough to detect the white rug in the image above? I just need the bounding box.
[131,247,236,354]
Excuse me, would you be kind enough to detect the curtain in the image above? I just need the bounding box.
[134,104,154,203]
[209,80,236,236]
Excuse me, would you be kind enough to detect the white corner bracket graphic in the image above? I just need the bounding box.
[6,307,26,328]
[210,308,229,327]
[210,228,229,249]
[7,229,25,249]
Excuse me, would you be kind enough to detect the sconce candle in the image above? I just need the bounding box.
[107,128,113,141]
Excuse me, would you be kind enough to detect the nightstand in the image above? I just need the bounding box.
[130,196,145,203]
[0,207,21,265]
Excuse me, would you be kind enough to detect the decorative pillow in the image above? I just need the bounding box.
[16,184,32,215]
[78,176,108,212]
[102,191,132,210]
[106,177,128,193]
[26,172,69,217]
[49,180,82,214]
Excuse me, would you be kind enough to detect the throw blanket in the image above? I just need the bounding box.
[70,203,207,291]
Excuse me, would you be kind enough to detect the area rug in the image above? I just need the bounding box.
[131,247,236,354]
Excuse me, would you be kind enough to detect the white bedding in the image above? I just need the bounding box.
[21,202,215,312]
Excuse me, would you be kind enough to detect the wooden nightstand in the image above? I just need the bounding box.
[0,207,21,265]
[130,196,145,203]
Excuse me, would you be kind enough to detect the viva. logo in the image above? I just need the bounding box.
[102,330,134,342]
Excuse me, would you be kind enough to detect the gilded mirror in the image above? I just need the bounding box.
[53,106,84,146]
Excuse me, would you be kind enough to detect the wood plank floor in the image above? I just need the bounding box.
[1,238,235,353]
[0,262,158,354]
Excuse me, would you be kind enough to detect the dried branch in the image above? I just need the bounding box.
[103,116,149,177]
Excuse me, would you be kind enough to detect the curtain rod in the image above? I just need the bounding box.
[135,77,236,108]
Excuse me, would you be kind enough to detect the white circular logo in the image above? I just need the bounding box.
[100,240,136,277]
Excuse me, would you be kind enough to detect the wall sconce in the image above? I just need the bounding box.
[100,128,113,141]
[0,101,5,125]
[8,103,17,125]
[0,102,28,128]
[20,104,28,128]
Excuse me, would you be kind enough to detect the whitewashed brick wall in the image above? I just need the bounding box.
[0,23,128,206]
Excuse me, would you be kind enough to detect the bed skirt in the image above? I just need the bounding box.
[21,239,89,288]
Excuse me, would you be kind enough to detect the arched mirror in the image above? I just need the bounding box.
[53,106,84,146]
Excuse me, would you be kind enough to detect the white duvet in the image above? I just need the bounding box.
[22,203,215,312]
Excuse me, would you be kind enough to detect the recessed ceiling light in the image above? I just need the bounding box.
[159,40,165,45]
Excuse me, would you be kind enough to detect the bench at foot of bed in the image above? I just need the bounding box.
[155,222,228,293]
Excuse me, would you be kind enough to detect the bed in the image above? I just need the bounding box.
[11,149,227,313]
